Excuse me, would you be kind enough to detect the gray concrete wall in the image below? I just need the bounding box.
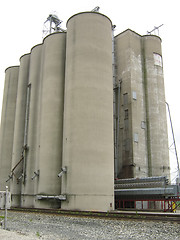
[10,54,30,207]
[35,33,66,209]
[61,12,114,212]
[130,32,148,179]
[142,35,170,178]
[115,30,134,178]
[115,30,148,179]
[0,66,19,190]
[21,44,43,208]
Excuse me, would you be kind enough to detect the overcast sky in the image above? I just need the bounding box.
[0,0,179,182]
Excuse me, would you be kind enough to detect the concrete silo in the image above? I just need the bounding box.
[10,54,30,207]
[114,30,170,180]
[0,66,19,190]
[142,35,170,178]
[35,32,66,209]
[61,12,114,211]
[21,44,42,208]
[115,30,148,179]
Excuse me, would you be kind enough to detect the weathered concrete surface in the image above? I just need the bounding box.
[21,44,42,208]
[0,66,19,191]
[62,12,114,211]
[115,30,148,179]
[115,30,170,180]
[35,33,66,209]
[10,54,30,207]
[143,35,170,179]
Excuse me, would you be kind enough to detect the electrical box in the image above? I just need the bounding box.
[0,191,11,209]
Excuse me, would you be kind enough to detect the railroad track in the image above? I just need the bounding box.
[9,208,180,223]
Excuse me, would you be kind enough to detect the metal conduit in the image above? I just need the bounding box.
[166,102,180,183]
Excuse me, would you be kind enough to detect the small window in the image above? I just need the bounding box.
[124,109,128,119]
[153,53,163,67]
[141,121,146,129]
[132,91,137,100]
[134,133,138,143]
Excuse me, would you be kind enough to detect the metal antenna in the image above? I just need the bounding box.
[43,13,66,38]
[147,24,164,36]
[91,6,100,12]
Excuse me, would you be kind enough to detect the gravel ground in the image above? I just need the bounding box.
[0,210,179,240]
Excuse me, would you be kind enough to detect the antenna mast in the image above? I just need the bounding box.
[147,24,164,36]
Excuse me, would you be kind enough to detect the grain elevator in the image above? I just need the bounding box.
[114,30,170,180]
[0,11,171,212]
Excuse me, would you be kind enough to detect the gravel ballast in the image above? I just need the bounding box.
[0,210,179,239]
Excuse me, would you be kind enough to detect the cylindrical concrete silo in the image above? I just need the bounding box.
[21,44,42,208]
[115,30,148,179]
[142,35,170,179]
[10,54,30,207]
[61,12,114,212]
[35,32,66,209]
[0,66,19,190]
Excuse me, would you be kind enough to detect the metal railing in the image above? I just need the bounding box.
[115,197,180,212]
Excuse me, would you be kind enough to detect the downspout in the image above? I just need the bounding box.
[112,25,118,178]
[141,39,152,177]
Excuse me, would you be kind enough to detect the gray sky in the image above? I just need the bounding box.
[0,0,179,182]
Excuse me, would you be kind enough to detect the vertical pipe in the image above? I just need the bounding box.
[141,38,152,177]
[4,186,8,230]
[21,83,31,185]
[10,54,30,207]
[116,80,121,176]
[112,25,118,178]
[0,66,19,190]
[23,84,31,148]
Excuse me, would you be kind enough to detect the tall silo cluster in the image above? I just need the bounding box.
[0,11,170,212]
[114,30,170,180]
